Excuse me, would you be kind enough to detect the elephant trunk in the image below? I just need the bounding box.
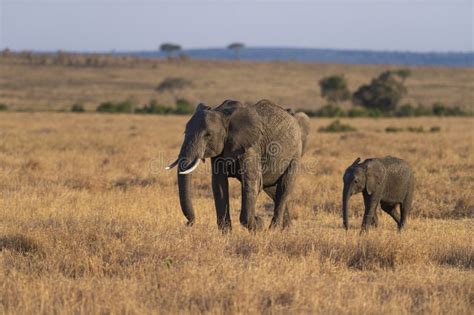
[176,137,203,226]
[177,170,195,226]
[342,183,351,230]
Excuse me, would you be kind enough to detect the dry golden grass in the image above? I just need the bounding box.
[0,112,472,314]
[1,55,473,111]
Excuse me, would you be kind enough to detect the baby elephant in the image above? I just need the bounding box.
[342,156,415,231]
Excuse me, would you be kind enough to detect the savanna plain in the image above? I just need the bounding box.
[0,56,473,314]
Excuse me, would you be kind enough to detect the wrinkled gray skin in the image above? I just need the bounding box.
[342,156,415,232]
[167,99,309,232]
[286,108,310,154]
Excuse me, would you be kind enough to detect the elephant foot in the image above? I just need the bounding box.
[240,216,263,232]
[282,211,291,229]
[397,223,405,232]
[370,215,378,228]
[255,216,264,230]
[218,223,232,234]
[269,218,286,230]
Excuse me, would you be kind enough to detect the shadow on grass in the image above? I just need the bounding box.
[0,234,43,255]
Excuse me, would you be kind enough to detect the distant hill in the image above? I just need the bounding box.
[122,47,473,67]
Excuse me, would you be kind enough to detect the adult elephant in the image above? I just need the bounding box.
[166,99,309,231]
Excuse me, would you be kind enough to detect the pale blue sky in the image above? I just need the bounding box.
[1,0,473,52]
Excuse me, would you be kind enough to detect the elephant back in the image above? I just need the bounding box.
[253,100,303,157]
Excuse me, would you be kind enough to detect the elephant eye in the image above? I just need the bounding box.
[203,132,211,139]
[354,178,359,184]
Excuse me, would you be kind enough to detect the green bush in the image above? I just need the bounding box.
[96,101,116,113]
[316,104,346,117]
[318,120,356,133]
[396,103,416,117]
[367,108,383,118]
[407,126,424,133]
[135,100,173,114]
[347,107,369,117]
[115,100,134,113]
[447,106,466,116]
[430,126,441,133]
[432,103,467,117]
[385,127,404,133]
[414,105,433,117]
[174,98,194,115]
[353,71,407,113]
[0,103,8,111]
[432,102,449,116]
[96,100,134,113]
[71,103,85,112]
[319,75,350,103]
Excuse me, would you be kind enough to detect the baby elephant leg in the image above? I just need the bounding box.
[370,210,379,227]
[380,202,401,227]
[399,201,411,230]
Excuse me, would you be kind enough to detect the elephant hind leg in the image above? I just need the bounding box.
[269,159,298,229]
[264,186,291,229]
[370,210,379,227]
[399,193,413,231]
[263,185,291,228]
[380,202,401,227]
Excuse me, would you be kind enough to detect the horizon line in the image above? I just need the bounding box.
[3,46,473,55]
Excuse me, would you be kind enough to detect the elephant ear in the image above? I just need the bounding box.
[225,106,262,157]
[196,103,211,112]
[365,159,386,195]
[351,157,361,166]
[215,99,244,116]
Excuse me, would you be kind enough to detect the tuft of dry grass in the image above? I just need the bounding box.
[0,113,473,314]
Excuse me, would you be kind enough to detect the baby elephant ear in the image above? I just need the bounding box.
[365,160,386,195]
[225,106,262,157]
[196,103,211,112]
[352,157,361,166]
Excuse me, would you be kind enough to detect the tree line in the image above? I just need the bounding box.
[301,70,469,117]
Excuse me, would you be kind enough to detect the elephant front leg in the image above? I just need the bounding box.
[361,192,380,232]
[239,156,263,232]
[212,162,231,232]
[240,179,262,231]
[270,159,298,229]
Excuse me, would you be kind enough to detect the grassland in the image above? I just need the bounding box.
[1,54,473,111]
[0,112,472,314]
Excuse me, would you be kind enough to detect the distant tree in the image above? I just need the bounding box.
[319,75,350,103]
[393,68,411,82]
[160,43,181,58]
[227,42,245,60]
[352,71,408,113]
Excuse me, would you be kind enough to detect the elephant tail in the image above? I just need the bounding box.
[293,112,310,156]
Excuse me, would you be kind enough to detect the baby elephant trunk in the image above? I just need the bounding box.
[342,184,351,230]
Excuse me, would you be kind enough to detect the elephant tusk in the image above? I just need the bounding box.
[179,159,201,175]
[165,158,180,170]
